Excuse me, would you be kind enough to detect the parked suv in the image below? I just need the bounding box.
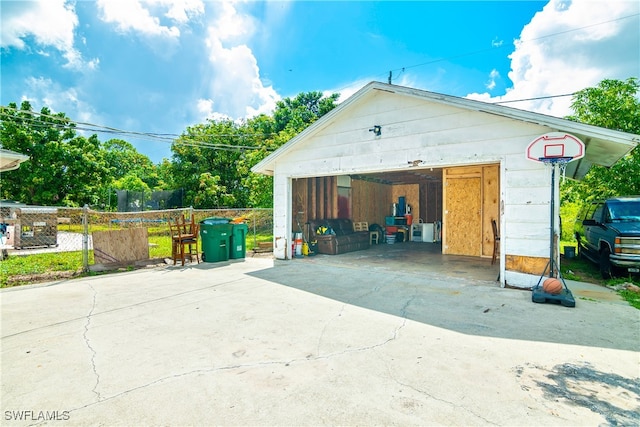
[574,197,640,278]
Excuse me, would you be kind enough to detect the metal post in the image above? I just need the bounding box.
[253,209,257,250]
[82,204,89,272]
[549,164,556,278]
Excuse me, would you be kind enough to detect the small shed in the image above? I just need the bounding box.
[252,82,639,288]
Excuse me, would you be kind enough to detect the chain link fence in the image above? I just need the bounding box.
[1,204,273,284]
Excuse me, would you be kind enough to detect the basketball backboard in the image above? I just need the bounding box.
[526,132,585,163]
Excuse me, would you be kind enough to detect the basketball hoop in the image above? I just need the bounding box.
[538,156,574,182]
[527,133,585,307]
[527,133,584,164]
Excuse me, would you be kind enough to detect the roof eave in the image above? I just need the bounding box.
[251,81,640,175]
[251,81,380,175]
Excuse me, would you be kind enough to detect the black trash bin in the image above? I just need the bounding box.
[230,223,248,259]
[200,218,233,262]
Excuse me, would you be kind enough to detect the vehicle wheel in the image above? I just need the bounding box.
[599,248,614,279]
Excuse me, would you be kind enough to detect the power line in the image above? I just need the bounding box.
[383,13,639,83]
[0,106,279,151]
[6,12,636,151]
[2,10,636,153]
[492,93,576,104]
[2,89,582,154]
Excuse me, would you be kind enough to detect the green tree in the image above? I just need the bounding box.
[171,119,248,208]
[566,78,640,133]
[0,102,110,206]
[103,139,159,189]
[168,91,340,208]
[562,78,640,203]
[240,92,340,207]
[193,172,234,208]
[274,91,340,133]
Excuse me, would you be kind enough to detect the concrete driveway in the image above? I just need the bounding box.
[1,253,639,426]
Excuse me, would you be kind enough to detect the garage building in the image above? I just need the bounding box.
[252,81,638,288]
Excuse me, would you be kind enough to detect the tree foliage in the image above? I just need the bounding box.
[274,91,340,133]
[562,78,640,204]
[170,119,245,209]
[0,90,339,209]
[0,102,111,206]
[170,91,339,208]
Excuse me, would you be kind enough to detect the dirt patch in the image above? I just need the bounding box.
[3,270,83,287]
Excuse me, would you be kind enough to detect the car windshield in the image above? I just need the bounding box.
[608,201,640,222]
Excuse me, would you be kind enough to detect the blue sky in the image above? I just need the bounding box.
[1,1,638,163]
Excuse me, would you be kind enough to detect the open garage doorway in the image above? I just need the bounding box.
[291,163,499,261]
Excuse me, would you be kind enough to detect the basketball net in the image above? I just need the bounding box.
[539,156,572,183]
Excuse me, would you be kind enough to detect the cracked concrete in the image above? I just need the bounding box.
[1,254,639,426]
[82,283,101,401]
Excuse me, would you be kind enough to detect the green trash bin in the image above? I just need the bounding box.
[200,218,233,262]
[230,223,248,259]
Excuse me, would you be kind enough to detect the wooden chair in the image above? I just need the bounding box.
[169,214,200,266]
[354,221,379,245]
[491,219,500,265]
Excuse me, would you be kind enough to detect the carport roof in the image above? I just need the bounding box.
[252,81,639,180]
[0,148,29,172]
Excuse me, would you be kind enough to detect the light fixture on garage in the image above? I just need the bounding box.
[369,125,381,136]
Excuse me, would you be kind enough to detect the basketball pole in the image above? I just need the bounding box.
[549,160,557,278]
[535,157,569,286]
[531,156,575,307]
[526,133,584,307]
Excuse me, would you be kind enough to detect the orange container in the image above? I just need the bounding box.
[405,214,413,225]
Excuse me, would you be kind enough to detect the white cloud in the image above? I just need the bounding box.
[324,81,366,104]
[486,69,500,91]
[161,0,205,24]
[20,76,102,126]
[467,0,639,117]
[0,0,95,70]
[201,3,280,119]
[97,0,179,38]
[196,98,231,122]
[96,0,205,57]
[212,1,256,41]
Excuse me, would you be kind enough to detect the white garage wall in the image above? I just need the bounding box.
[270,89,559,287]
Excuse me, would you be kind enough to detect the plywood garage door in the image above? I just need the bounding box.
[443,164,500,257]
[444,176,482,256]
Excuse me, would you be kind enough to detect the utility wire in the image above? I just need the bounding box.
[0,106,278,151]
[2,13,635,151]
[383,12,639,83]
[492,93,576,104]
[1,91,578,152]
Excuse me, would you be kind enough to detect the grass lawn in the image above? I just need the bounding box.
[560,241,640,309]
[1,231,273,288]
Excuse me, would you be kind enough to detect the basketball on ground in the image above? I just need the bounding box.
[543,277,563,295]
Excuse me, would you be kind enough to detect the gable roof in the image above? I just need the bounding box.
[252,81,639,180]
